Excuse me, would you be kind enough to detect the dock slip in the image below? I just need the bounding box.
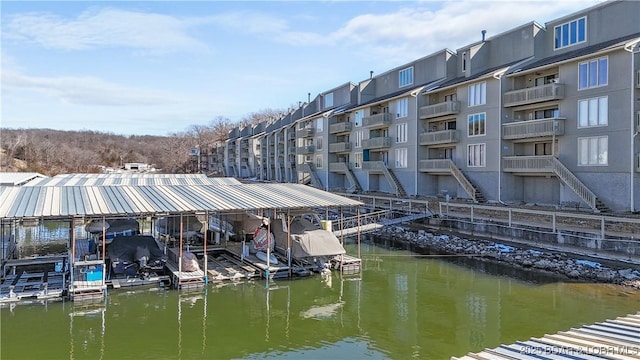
[452,312,640,360]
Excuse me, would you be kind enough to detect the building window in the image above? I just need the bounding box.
[468,144,486,167]
[354,152,362,169]
[554,17,586,49]
[444,93,456,102]
[324,92,333,108]
[316,136,323,150]
[399,66,414,87]
[396,98,409,118]
[462,52,467,72]
[355,110,363,127]
[468,82,486,106]
[396,123,408,143]
[354,131,363,148]
[315,155,323,169]
[578,136,607,166]
[395,148,408,168]
[533,107,559,120]
[579,57,607,90]
[467,113,486,137]
[578,96,608,128]
[316,117,324,132]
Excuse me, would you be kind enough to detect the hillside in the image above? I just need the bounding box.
[0,128,201,175]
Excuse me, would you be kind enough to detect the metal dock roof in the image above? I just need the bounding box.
[452,312,640,360]
[0,183,363,219]
[0,172,47,186]
[27,174,241,186]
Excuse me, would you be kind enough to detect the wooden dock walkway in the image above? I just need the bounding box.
[452,312,640,360]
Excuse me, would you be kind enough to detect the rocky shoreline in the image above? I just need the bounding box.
[373,225,640,290]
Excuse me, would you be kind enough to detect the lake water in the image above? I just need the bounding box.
[1,240,639,360]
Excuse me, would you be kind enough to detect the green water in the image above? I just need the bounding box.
[1,242,639,360]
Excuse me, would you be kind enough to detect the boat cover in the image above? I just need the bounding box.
[107,235,166,264]
[276,218,346,259]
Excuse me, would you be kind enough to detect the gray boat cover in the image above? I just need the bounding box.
[107,235,166,263]
[273,218,345,259]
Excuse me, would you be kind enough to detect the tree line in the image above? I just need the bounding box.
[0,109,286,176]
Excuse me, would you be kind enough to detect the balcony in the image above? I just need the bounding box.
[296,145,315,155]
[240,149,250,159]
[297,128,315,138]
[362,161,387,173]
[502,155,555,173]
[419,130,459,146]
[418,159,453,174]
[503,83,564,107]
[329,142,352,153]
[362,137,392,150]
[362,113,392,129]
[287,130,296,140]
[502,118,565,140]
[329,162,351,173]
[329,122,353,134]
[419,101,460,119]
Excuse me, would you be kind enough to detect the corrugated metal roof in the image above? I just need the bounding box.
[452,312,640,360]
[27,174,241,186]
[0,183,362,219]
[0,172,48,186]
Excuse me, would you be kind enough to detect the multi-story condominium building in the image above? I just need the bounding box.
[210,0,640,213]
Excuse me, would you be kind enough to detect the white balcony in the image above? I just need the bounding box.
[503,83,564,108]
[419,101,460,119]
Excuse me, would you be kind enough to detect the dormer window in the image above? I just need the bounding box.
[554,17,586,50]
[399,66,413,87]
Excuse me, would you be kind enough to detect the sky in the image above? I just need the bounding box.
[1,0,603,136]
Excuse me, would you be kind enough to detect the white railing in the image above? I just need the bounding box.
[503,83,564,107]
[329,122,353,134]
[419,130,459,145]
[362,137,392,149]
[550,157,596,210]
[502,118,565,140]
[362,113,392,128]
[418,101,460,119]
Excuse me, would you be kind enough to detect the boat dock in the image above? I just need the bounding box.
[0,256,67,304]
[452,312,640,360]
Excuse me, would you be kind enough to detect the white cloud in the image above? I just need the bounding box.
[4,8,209,53]
[2,68,182,106]
[258,1,600,63]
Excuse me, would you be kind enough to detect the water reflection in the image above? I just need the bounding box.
[1,243,639,360]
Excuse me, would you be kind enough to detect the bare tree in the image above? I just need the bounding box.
[238,108,286,128]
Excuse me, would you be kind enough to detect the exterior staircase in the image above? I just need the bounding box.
[299,162,322,188]
[363,161,407,197]
[447,159,486,203]
[382,166,407,197]
[332,162,362,193]
[550,158,608,213]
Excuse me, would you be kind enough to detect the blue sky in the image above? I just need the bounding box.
[1,0,601,136]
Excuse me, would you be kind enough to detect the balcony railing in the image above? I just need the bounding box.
[329,142,352,153]
[329,122,353,134]
[362,137,392,150]
[362,113,392,128]
[329,162,351,173]
[503,83,564,107]
[502,155,555,173]
[418,159,453,173]
[362,160,386,172]
[419,130,459,146]
[297,128,315,138]
[502,118,565,140]
[419,101,460,119]
[296,145,315,155]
